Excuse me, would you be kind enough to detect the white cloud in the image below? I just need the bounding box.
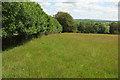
[31,0,119,3]
[31,0,53,2]
[32,0,118,20]
[51,0,119,3]
[39,2,50,6]
[52,2,74,12]
[53,3,74,8]
[105,0,119,3]
[71,2,118,20]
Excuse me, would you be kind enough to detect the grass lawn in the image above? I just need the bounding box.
[2,33,118,78]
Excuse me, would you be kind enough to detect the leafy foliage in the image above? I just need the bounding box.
[109,22,118,34]
[2,2,62,38]
[93,22,106,33]
[84,21,95,33]
[77,21,113,34]
[55,12,77,32]
[77,21,85,33]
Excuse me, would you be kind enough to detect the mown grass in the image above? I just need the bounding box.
[2,33,118,78]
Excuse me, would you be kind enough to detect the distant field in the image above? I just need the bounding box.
[2,33,118,78]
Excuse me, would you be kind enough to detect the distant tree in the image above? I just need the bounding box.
[78,22,85,33]
[93,22,106,33]
[118,22,120,34]
[109,22,118,34]
[104,26,110,34]
[93,22,100,33]
[55,12,77,32]
[84,21,95,33]
[97,23,106,33]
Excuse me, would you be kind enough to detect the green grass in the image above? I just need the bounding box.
[2,33,118,78]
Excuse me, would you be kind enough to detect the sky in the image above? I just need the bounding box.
[31,0,119,21]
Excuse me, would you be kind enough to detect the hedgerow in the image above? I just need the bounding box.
[2,2,62,38]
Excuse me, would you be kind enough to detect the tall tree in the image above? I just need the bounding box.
[55,12,77,32]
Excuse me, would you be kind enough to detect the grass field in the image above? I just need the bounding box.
[2,33,118,78]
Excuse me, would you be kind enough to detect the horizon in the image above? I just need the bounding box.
[74,18,118,21]
[31,0,119,21]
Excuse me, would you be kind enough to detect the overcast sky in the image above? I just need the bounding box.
[31,0,119,21]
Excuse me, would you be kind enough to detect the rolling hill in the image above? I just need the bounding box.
[74,19,118,23]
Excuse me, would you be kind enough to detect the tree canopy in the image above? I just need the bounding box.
[109,22,118,34]
[55,12,77,32]
[2,2,62,38]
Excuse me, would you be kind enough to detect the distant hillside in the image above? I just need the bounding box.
[74,19,118,23]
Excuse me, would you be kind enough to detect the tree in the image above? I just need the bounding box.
[93,22,100,33]
[118,22,120,34]
[93,22,106,34]
[109,22,118,34]
[104,26,110,34]
[98,23,106,33]
[84,21,95,33]
[78,21,85,33]
[55,12,77,32]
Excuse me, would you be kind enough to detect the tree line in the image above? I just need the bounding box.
[2,2,119,39]
[54,12,119,34]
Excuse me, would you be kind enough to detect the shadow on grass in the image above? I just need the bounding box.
[2,33,44,51]
[2,32,59,51]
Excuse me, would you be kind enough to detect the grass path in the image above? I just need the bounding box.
[2,33,118,78]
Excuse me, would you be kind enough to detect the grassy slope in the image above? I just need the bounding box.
[2,33,118,78]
